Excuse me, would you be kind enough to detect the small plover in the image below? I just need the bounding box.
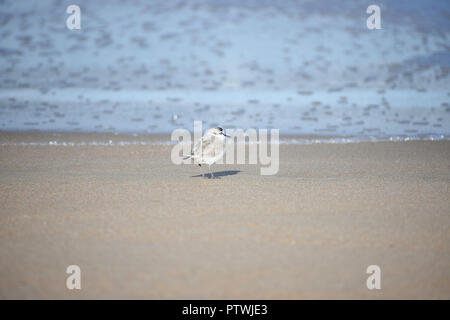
[184,127,230,178]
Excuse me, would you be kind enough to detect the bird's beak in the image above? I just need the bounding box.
[223,132,230,137]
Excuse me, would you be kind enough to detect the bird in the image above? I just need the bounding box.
[184,127,230,178]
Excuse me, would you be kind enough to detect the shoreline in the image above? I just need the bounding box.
[0,131,449,146]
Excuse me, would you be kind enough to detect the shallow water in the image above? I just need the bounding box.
[0,0,449,142]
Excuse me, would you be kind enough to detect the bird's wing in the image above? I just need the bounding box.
[191,136,213,157]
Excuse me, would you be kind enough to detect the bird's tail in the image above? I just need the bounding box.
[184,152,202,160]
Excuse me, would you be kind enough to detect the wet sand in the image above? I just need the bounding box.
[0,134,449,299]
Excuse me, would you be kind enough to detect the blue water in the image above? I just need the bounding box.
[0,0,449,141]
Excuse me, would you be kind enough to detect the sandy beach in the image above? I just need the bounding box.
[1,0,449,303]
[0,133,449,299]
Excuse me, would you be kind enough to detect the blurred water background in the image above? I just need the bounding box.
[0,0,449,141]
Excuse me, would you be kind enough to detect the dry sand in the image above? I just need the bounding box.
[0,134,449,299]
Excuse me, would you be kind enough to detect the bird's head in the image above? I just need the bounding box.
[208,127,230,138]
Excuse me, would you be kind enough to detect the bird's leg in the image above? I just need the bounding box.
[199,164,204,178]
[208,165,215,179]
